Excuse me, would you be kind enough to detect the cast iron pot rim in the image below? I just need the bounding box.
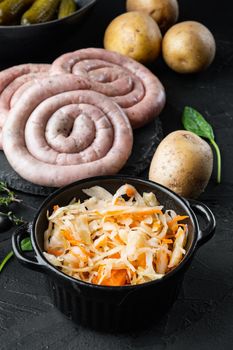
[0,0,96,30]
[32,175,199,291]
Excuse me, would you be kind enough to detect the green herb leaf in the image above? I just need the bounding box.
[0,236,32,273]
[182,106,222,184]
[0,183,27,272]
[0,181,21,206]
[0,182,24,227]
[21,237,33,251]
[7,211,24,226]
[182,106,215,140]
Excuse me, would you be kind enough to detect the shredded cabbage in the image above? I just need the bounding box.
[43,184,188,286]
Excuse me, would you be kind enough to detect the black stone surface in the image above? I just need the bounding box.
[0,0,233,349]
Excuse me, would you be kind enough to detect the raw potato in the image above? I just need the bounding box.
[126,0,179,33]
[162,21,216,73]
[103,11,162,64]
[149,130,213,198]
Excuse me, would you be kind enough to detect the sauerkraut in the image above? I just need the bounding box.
[43,184,188,286]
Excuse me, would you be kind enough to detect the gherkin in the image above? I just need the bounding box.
[21,0,60,25]
[0,0,34,25]
[58,0,77,19]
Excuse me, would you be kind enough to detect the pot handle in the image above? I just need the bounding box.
[188,199,216,247]
[12,223,46,272]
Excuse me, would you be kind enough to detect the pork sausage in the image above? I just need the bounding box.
[0,63,50,149]
[2,74,133,187]
[50,48,166,129]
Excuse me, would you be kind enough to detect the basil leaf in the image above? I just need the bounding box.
[182,106,221,184]
[182,106,215,141]
[21,237,32,251]
[0,237,32,273]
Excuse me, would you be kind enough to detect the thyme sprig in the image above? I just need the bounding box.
[0,181,23,225]
[0,181,21,206]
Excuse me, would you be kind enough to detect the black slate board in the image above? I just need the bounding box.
[0,118,163,196]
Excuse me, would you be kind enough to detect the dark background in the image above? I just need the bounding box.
[0,0,233,349]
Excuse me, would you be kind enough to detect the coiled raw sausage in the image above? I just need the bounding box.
[0,63,50,149]
[50,48,166,129]
[2,75,133,187]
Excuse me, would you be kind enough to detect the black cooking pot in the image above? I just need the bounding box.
[0,0,96,62]
[12,176,216,331]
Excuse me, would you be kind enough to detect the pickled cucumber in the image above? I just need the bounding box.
[0,0,34,25]
[58,0,76,19]
[21,0,60,25]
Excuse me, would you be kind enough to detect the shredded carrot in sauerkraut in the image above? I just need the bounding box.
[43,184,188,286]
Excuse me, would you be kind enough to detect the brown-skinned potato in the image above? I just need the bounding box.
[103,11,162,64]
[149,130,213,198]
[126,0,179,33]
[162,21,216,73]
